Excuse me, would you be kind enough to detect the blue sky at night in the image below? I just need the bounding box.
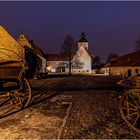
[0,1,140,61]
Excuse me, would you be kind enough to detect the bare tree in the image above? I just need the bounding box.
[72,54,84,69]
[92,55,104,69]
[60,34,77,75]
[107,53,118,62]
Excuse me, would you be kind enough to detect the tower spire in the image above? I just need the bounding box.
[79,32,88,42]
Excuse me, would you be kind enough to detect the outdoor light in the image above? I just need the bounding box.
[51,69,56,73]
[47,66,51,71]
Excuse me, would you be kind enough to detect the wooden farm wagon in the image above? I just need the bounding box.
[118,76,140,134]
[0,48,32,118]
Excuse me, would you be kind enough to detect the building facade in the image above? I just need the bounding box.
[46,54,69,74]
[17,33,47,77]
[101,50,140,77]
[46,32,92,74]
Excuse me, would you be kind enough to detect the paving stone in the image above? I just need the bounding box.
[0,75,139,138]
[60,90,139,139]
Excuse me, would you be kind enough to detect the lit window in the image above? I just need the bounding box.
[51,69,56,73]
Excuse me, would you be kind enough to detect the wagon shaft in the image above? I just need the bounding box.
[118,76,140,89]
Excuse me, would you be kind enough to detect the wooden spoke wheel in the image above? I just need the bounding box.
[9,77,32,109]
[119,89,140,134]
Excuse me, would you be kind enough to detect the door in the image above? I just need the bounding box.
[128,69,131,77]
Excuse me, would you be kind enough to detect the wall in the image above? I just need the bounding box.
[47,60,69,74]
[78,42,88,50]
[101,66,140,77]
[17,34,47,75]
[73,45,92,74]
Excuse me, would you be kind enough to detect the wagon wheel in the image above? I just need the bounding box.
[119,89,140,134]
[9,77,32,109]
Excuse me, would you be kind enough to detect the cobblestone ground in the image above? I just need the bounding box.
[61,91,139,139]
[0,94,72,139]
[0,75,139,139]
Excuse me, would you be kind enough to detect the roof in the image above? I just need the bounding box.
[0,26,23,62]
[46,45,92,61]
[84,47,92,59]
[17,33,46,59]
[31,43,45,58]
[104,50,140,67]
[46,54,69,61]
[79,32,88,42]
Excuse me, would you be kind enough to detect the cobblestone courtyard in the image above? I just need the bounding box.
[0,75,139,139]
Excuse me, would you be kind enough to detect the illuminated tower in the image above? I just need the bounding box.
[78,32,88,50]
[72,32,91,74]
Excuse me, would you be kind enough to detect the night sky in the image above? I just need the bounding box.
[1,1,140,61]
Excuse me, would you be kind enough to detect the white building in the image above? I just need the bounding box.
[46,54,69,74]
[46,32,92,74]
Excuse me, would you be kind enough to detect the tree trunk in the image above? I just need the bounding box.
[69,59,72,76]
[69,48,72,76]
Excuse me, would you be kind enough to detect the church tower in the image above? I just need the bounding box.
[72,32,91,74]
[78,32,88,50]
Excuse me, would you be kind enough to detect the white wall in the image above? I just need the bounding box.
[101,66,140,77]
[47,60,69,73]
[73,45,92,73]
[47,42,92,74]
[78,42,88,50]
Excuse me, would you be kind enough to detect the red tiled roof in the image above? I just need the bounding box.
[104,50,140,67]
[20,35,45,58]
[46,54,69,61]
[46,46,92,61]
[31,43,45,58]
